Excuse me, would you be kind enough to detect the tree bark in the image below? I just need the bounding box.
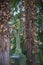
[0,23,10,65]
[0,0,11,65]
[24,0,37,65]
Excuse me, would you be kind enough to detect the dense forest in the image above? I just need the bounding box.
[0,0,43,65]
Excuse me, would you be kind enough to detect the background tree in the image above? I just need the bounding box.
[24,0,37,65]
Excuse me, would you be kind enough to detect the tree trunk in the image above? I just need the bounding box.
[24,0,37,65]
[0,23,10,65]
[0,0,11,65]
[16,31,20,49]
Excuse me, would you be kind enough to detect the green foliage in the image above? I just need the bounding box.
[36,1,43,12]
[37,6,43,64]
[10,0,20,8]
[15,48,22,54]
[37,14,43,42]
[37,14,42,25]
[10,46,16,55]
[38,31,43,42]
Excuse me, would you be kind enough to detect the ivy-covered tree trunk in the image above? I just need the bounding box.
[24,0,37,65]
[0,0,11,65]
